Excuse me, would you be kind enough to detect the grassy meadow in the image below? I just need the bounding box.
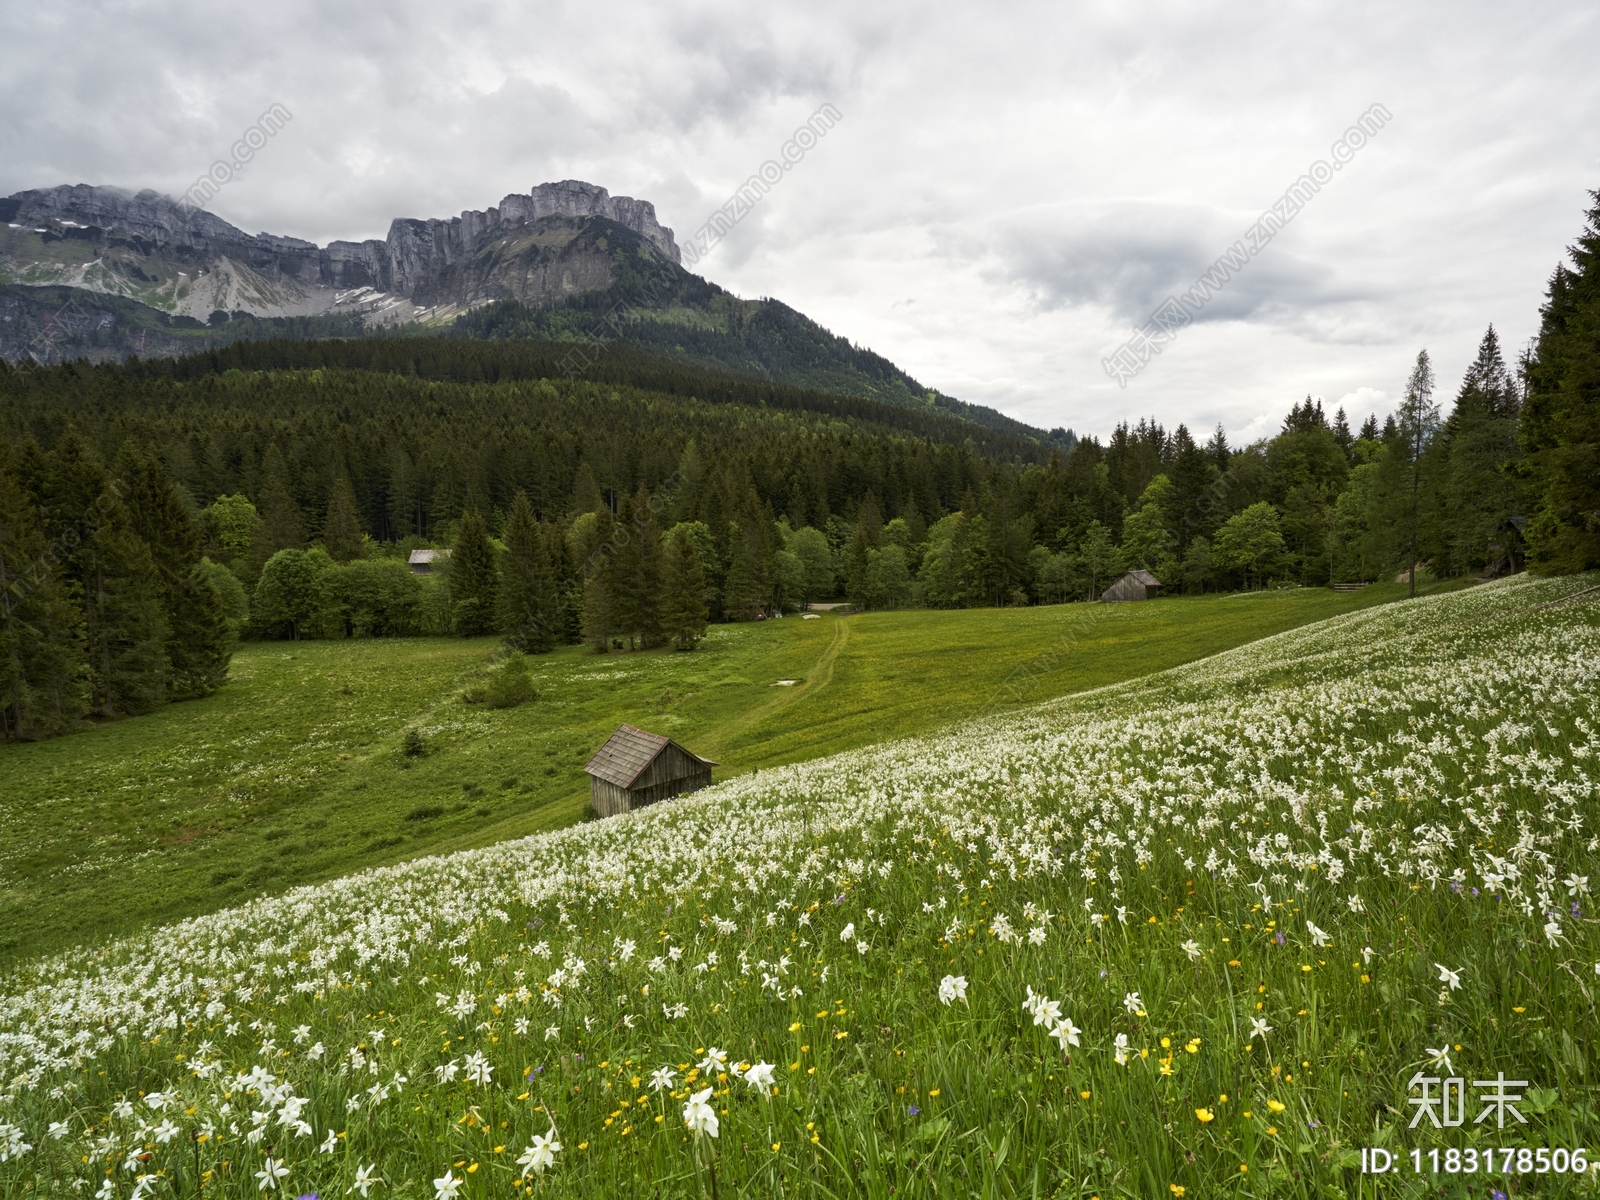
[0,586,1421,965]
[0,574,1593,1199]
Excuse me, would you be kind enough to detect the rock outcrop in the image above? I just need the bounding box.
[0,180,678,322]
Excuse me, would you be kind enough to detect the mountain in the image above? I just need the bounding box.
[0,180,1071,446]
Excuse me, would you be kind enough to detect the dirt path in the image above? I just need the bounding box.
[701,615,852,758]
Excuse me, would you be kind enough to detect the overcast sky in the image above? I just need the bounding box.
[4,1,1597,441]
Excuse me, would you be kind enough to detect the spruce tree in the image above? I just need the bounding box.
[0,462,89,740]
[582,506,616,651]
[450,509,499,637]
[321,476,366,562]
[634,485,665,648]
[662,525,708,650]
[121,447,231,699]
[724,520,763,620]
[607,493,644,648]
[1397,350,1440,595]
[1441,326,1525,575]
[257,444,308,551]
[82,511,169,717]
[498,490,557,653]
[1522,191,1600,572]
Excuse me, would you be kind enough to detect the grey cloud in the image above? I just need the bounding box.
[984,202,1365,327]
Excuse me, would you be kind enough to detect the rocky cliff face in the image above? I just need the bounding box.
[0,180,679,323]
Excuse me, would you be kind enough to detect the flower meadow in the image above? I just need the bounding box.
[2,574,1597,1198]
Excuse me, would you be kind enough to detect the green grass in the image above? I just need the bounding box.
[0,584,1425,965]
[0,575,1593,1199]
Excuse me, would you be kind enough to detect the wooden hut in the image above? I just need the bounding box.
[584,724,717,817]
[1099,569,1163,602]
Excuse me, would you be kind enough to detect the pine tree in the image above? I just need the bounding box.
[82,512,170,716]
[1522,191,1600,572]
[607,493,644,648]
[0,462,89,740]
[571,460,604,517]
[633,485,665,648]
[582,506,616,650]
[321,476,366,562]
[662,525,708,650]
[723,520,763,620]
[120,447,231,699]
[1440,327,1525,575]
[1397,350,1440,595]
[498,490,557,653]
[258,444,307,551]
[450,510,499,637]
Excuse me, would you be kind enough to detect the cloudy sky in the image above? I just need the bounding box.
[4,1,1597,441]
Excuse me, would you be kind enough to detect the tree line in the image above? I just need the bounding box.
[3,193,1597,741]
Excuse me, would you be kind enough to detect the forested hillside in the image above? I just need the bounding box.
[2,194,1596,744]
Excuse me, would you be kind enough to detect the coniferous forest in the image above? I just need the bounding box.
[2,194,1598,742]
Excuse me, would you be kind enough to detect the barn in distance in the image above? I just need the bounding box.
[584,724,717,817]
[1099,568,1163,602]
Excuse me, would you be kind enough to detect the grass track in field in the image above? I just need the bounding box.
[0,583,1431,964]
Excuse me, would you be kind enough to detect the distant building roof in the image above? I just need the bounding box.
[408,548,450,565]
[1126,569,1161,586]
[585,723,717,789]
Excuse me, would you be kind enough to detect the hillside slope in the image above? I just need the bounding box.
[1,575,1594,1196]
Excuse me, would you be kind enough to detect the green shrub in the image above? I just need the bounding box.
[485,655,537,709]
[401,728,427,757]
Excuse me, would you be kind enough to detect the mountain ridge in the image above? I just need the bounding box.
[0,180,1072,447]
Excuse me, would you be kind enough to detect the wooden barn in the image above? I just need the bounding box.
[584,724,717,817]
[1099,568,1163,602]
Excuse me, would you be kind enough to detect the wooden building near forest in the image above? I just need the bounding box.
[584,724,717,817]
[1099,569,1163,602]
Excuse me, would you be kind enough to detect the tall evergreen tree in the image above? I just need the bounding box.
[321,476,366,562]
[662,525,708,650]
[1396,350,1440,595]
[257,443,308,551]
[121,447,231,699]
[450,509,499,637]
[1522,191,1600,572]
[633,485,665,649]
[498,490,557,653]
[582,506,617,651]
[0,460,89,740]
[607,492,645,648]
[1440,327,1525,574]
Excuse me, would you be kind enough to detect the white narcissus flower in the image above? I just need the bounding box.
[1426,1046,1454,1073]
[1051,1017,1081,1050]
[517,1128,561,1177]
[1361,946,1375,964]
[1123,992,1143,1015]
[1435,964,1461,990]
[348,1164,381,1196]
[1307,922,1329,947]
[1250,1017,1272,1039]
[1182,940,1202,960]
[1113,1033,1130,1065]
[839,923,855,941]
[683,1088,719,1139]
[1544,920,1565,947]
[938,975,968,1006]
[433,1169,463,1199]
[743,1061,776,1091]
[463,1051,493,1086]
[650,1066,676,1092]
[1566,874,1589,896]
[255,1157,290,1191]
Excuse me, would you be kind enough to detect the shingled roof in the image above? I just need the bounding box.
[584,723,716,789]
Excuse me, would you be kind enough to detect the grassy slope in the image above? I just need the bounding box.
[0,585,1420,965]
[1,575,1592,1200]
